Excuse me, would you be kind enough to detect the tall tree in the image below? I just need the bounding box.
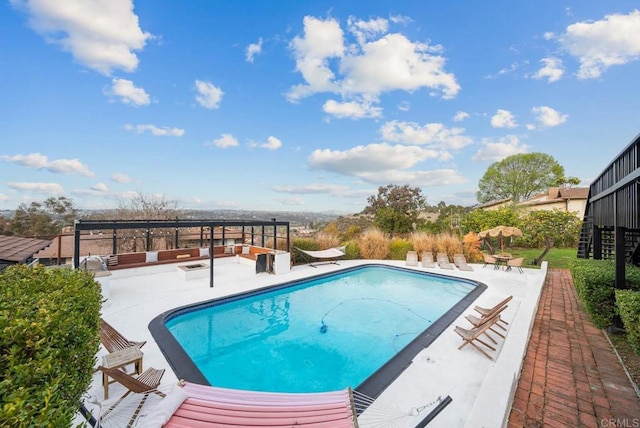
[476,153,577,203]
[9,196,78,238]
[100,193,183,252]
[364,184,427,233]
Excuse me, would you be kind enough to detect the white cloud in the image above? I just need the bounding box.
[287,16,345,102]
[379,120,473,150]
[272,183,349,195]
[531,106,568,128]
[110,172,132,183]
[0,194,8,202]
[559,10,640,79]
[210,134,239,148]
[245,38,263,63]
[397,101,410,112]
[532,57,564,82]
[8,182,64,195]
[2,152,94,177]
[340,33,458,98]
[472,135,529,161]
[278,197,305,206]
[347,16,388,45]
[389,15,412,25]
[308,143,440,176]
[357,168,466,187]
[490,109,517,128]
[91,182,108,192]
[323,98,382,119]
[10,0,152,75]
[106,78,150,106]
[287,16,459,107]
[453,111,469,122]
[195,79,224,109]
[260,136,282,150]
[124,124,185,136]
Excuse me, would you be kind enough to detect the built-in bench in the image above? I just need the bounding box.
[106,246,273,271]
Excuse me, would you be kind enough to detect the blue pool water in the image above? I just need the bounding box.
[165,265,477,393]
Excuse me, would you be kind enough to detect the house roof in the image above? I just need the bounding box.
[475,198,512,209]
[34,234,113,259]
[0,235,52,263]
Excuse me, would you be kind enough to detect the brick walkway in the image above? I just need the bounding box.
[508,268,640,427]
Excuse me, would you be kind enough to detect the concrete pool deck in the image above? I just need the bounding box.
[80,256,559,426]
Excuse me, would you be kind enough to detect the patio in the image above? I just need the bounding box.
[75,256,638,427]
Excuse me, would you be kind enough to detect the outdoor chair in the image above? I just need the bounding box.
[100,318,146,354]
[465,303,509,338]
[95,366,166,427]
[473,295,513,328]
[506,257,525,274]
[436,253,454,270]
[482,253,498,270]
[421,252,435,268]
[406,250,418,266]
[453,254,474,271]
[454,315,502,360]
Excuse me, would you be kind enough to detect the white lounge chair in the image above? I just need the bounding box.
[406,251,418,266]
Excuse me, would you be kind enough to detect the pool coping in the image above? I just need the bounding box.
[148,263,487,400]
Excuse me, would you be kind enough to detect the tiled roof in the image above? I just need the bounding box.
[34,234,113,258]
[558,187,589,199]
[476,198,512,209]
[0,235,51,263]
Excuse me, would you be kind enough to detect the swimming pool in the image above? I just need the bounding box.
[150,264,486,398]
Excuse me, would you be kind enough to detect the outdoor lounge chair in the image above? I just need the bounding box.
[465,303,509,338]
[473,295,513,328]
[506,257,525,274]
[421,252,435,268]
[454,315,502,360]
[437,253,454,270]
[100,318,146,354]
[406,250,418,266]
[135,381,359,427]
[94,366,166,427]
[453,254,474,271]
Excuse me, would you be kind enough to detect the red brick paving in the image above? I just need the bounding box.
[508,268,640,427]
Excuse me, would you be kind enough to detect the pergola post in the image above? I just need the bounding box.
[615,226,627,290]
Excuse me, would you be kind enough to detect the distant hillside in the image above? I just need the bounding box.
[180,209,342,228]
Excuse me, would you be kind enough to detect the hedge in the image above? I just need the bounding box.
[572,259,640,328]
[616,290,640,354]
[0,265,102,426]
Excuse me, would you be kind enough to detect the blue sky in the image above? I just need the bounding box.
[2,1,640,213]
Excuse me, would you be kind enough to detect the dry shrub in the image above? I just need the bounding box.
[462,232,483,262]
[434,233,463,259]
[315,231,341,249]
[410,232,437,261]
[357,228,390,259]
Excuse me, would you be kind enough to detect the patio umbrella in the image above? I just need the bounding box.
[478,226,523,254]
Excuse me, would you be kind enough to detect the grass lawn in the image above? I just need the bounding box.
[503,247,577,270]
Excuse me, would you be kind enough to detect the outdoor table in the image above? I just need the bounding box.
[493,254,512,270]
[101,346,143,399]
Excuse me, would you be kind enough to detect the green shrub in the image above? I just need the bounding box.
[389,238,412,260]
[342,241,360,260]
[572,259,617,328]
[0,265,102,426]
[616,290,640,354]
[571,259,640,328]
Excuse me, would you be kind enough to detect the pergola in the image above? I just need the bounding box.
[73,219,290,287]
